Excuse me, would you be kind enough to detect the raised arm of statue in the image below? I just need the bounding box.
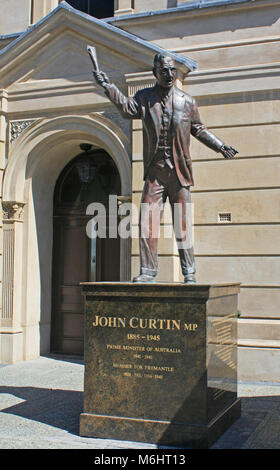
[93,72,141,119]
[88,45,140,118]
[87,45,109,89]
[88,44,141,119]
[93,70,111,90]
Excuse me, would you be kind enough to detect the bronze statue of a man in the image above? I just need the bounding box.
[92,54,238,283]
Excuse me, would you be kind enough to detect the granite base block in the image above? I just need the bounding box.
[80,282,241,448]
[80,399,241,448]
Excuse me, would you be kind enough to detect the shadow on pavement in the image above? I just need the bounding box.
[0,386,83,435]
[42,353,84,365]
[212,395,280,449]
[1,381,280,448]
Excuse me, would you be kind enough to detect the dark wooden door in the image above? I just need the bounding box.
[52,216,90,355]
[51,150,121,355]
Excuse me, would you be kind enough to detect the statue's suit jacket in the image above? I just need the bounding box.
[105,83,224,187]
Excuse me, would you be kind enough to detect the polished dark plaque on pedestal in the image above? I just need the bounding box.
[80,282,241,448]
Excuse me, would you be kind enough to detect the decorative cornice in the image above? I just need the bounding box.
[125,72,155,96]
[127,81,155,97]
[10,119,37,144]
[2,201,25,221]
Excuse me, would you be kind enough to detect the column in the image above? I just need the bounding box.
[1,202,25,363]
[32,0,59,23]
[118,196,132,281]
[114,0,135,16]
[177,0,193,4]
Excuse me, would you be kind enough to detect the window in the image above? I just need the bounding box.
[55,149,121,209]
[66,0,114,19]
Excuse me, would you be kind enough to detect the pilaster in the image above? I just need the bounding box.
[32,0,59,23]
[118,196,132,281]
[0,202,25,363]
[114,0,135,16]
[0,89,8,169]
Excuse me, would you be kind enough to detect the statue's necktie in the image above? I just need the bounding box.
[160,91,173,169]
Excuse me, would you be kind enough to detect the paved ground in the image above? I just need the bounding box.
[0,354,280,450]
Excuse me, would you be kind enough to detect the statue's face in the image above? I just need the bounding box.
[153,56,177,89]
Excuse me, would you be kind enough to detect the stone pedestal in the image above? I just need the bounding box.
[80,283,241,448]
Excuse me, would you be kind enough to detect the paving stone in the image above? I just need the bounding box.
[0,355,280,449]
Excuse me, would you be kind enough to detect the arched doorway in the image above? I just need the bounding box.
[2,114,131,363]
[51,146,121,355]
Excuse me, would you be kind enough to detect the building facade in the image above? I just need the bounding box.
[0,0,279,382]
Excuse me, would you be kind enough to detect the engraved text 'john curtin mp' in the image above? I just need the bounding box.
[92,315,198,331]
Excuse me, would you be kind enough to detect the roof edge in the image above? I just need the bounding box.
[0,1,197,73]
[105,0,267,23]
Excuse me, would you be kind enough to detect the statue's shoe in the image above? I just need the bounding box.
[133,274,156,283]
[184,274,196,284]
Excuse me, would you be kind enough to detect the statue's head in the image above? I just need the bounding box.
[153,54,177,89]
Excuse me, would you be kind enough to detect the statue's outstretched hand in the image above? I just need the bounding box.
[93,71,110,88]
[220,145,238,159]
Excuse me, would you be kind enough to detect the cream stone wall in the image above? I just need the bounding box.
[131,0,190,13]
[114,0,197,16]
[0,0,61,35]
[134,0,174,12]
[0,0,31,35]
[113,0,280,381]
